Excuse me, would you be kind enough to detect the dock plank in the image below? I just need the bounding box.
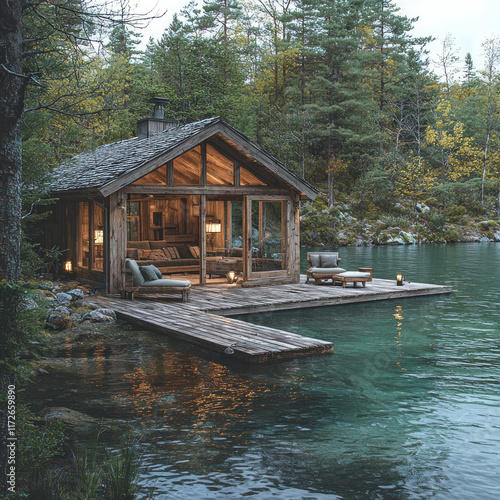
[86,276,451,364]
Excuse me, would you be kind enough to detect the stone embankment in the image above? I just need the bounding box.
[29,279,116,330]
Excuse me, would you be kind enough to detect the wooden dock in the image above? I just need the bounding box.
[86,276,451,364]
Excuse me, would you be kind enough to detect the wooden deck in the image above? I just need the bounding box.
[86,276,451,364]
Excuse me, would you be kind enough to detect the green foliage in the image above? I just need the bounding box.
[445,205,467,223]
[300,200,339,247]
[103,439,141,500]
[17,404,66,478]
[0,281,48,382]
[421,212,447,234]
[17,0,500,234]
[444,226,460,242]
[73,435,104,500]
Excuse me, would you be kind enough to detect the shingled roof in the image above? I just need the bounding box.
[49,116,317,199]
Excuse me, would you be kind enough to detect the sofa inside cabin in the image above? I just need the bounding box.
[126,240,283,274]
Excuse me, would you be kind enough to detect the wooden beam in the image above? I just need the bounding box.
[108,190,127,294]
[167,160,174,186]
[123,186,292,196]
[200,194,207,285]
[243,196,251,281]
[201,142,207,186]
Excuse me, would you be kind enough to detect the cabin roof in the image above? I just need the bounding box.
[49,116,318,199]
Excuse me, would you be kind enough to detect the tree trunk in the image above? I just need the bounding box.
[0,0,25,282]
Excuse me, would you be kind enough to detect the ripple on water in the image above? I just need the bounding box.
[24,245,500,499]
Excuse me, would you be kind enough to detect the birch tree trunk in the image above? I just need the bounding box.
[0,0,25,281]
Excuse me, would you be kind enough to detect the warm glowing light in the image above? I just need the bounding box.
[64,260,72,272]
[94,229,104,244]
[396,272,404,286]
[227,270,237,284]
[206,220,222,233]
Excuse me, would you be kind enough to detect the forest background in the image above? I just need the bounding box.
[19,0,500,251]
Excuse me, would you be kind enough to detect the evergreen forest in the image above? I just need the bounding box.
[20,0,500,244]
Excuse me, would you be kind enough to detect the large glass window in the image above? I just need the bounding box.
[77,202,89,268]
[174,146,201,185]
[131,164,167,185]
[251,200,286,273]
[127,202,140,241]
[241,167,266,186]
[207,144,234,185]
[92,204,105,271]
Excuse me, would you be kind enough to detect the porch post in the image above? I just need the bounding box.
[108,190,127,294]
[200,194,207,284]
[243,196,251,281]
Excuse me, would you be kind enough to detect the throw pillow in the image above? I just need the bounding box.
[177,244,191,259]
[320,253,338,268]
[163,247,179,259]
[189,246,200,259]
[149,249,166,261]
[308,253,320,267]
[140,265,159,281]
[126,248,139,260]
[138,249,152,260]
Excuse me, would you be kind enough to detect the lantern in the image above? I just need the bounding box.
[396,271,404,286]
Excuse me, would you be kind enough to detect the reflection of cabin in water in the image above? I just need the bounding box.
[44,106,317,293]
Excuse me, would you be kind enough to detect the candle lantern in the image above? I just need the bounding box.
[64,260,73,273]
[227,270,237,284]
[396,271,404,286]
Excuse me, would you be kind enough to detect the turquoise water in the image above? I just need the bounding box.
[29,245,500,499]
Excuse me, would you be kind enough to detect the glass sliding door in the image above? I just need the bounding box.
[246,197,289,278]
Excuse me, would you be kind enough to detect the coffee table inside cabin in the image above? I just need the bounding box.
[206,258,243,278]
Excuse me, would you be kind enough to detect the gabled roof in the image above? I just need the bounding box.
[49,116,318,199]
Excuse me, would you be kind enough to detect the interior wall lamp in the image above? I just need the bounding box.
[205,218,222,234]
[205,217,222,250]
[94,229,104,244]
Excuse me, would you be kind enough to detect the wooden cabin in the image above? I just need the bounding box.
[44,112,317,293]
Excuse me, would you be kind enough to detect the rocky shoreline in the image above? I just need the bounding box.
[300,200,500,247]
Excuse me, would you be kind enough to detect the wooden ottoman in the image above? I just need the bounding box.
[332,271,371,288]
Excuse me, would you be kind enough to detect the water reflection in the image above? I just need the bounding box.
[25,244,500,498]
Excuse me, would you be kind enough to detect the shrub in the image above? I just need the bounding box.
[445,205,467,223]
[444,226,460,242]
[421,212,447,234]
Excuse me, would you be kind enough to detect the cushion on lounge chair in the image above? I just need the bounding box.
[309,267,346,275]
[140,278,191,288]
[337,271,371,278]
[319,253,339,268]
[126,259,145,286]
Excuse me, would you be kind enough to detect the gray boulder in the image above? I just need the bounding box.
[54,292,73,306]
[82,309,115,322]
[67,288,85,300]
[40,407,98,430]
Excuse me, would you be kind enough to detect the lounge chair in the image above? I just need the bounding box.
[122,259,191,302]
[306,252,346,284]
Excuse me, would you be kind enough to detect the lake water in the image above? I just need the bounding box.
[29,244,500,499]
